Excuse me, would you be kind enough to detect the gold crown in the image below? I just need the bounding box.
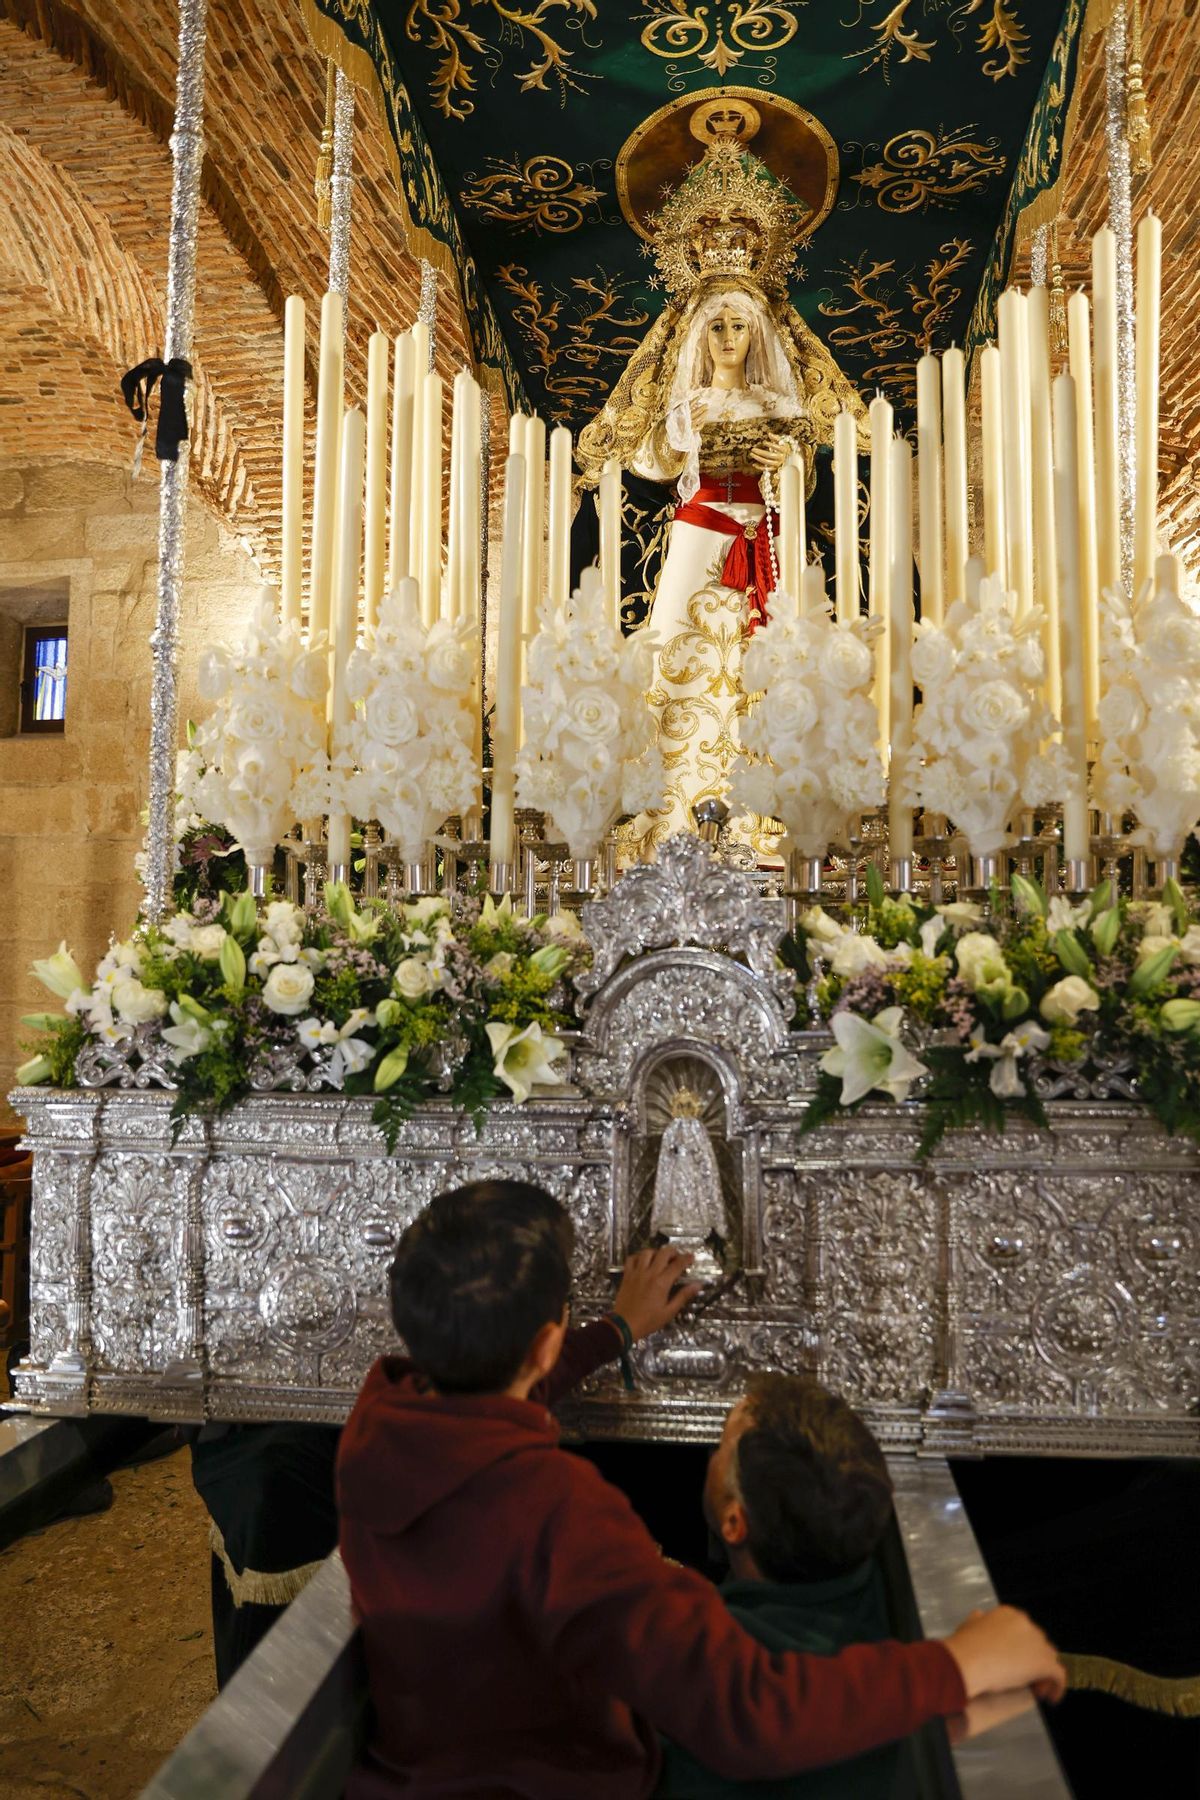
[668,1086,708,1120]
[650,141,809,302]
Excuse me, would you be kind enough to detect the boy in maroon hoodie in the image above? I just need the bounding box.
[337,1180,1063,1799]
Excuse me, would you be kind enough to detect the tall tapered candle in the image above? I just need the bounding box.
[999,290,1033,620]
[889,436,914,868]
[363,331,388,637]
[778,454,803,605]
[509,410,528,458]
[417,372,443,626]
[463,378,483,816]
[942,346,968,608]
[327,407,365,871]
[281,295,305,629]
[1134,212,1162,597]
[308,290,344,646]
[387,332,415,592]
[868,395,893,755]
[1067,293,1101,744]
[599,459,622,631]
[916,354,944,627]
[833,409,858,624]
[1052,375,1090,870]
[521,414,546,639]
[1026,285,1061,716]
[411,318,430,379]
[547,426,572,610]
[490,452,526,875]
[446,369,468,624]
[1093,227,1120,599]
[981,345,1006,584]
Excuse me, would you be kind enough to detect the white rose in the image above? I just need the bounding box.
[910,629,955,688]
[262,962,316,1015]
[393,957,435,1001]
[818,632,873,692]
[1097,684,1145,741]
[188,924,228,960]
[565,687,621,741]
[290,649,329,704]
[959,680,1028,737]
[197,647,233,701]
[1039,976,1100,1026]
[112,978,169,1024]
[769,680,820,739]
[830,933,891,978]
[955,931,1011,993]
[1148,613,1200,666]
[228,693,287,743]
[425,632,472,693]
[364,680,420,747]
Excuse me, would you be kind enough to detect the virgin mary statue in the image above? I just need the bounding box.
[577,138,867,856]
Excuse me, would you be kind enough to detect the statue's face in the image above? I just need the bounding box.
[706,304,753,376]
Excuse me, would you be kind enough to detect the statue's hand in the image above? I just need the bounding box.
[748,432,790,473]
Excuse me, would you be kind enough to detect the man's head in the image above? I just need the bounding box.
[389,1180,573,1396]
[703,1375,893,1584]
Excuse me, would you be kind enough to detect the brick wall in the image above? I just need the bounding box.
[0,457,259,1120]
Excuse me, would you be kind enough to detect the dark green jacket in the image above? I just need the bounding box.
[654,1560,912,1798]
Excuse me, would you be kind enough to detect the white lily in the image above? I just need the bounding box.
[485,1020,568,1104]
[965,1020,1051,1098]
[819,1006,927,1106]
[30,942,86,1002]
[161,1001,213,1064]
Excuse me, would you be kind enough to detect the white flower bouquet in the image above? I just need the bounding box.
[904,573,1074,856]
[730,574,884,856]
[178,585,331,867]
[337,587,480,861]
[1092,557,1200,857]
[517,566,664,859]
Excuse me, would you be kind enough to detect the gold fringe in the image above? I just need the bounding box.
[1065,1652,1200,1717]
[295,0,509,403]
[1049,220,1068,357]
[1012,0,1121,257]
[1126,0,1153,174]
[208,1520,325,1611]
[315,58,336,232]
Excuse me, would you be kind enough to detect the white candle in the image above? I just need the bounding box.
[1093,226,1121,599]
[490,452,526,874]
[308,290,344,646]
[446,368,470,624]
[1052,375,1090,869]
[799,562,826,618]
[1067,293,1101,746]
[327,407,365,871]
[417,372,443,626]
[941,346,968,609]
[364,330,388,638]
[916,354,944,628]
[547,425,573,610]
[509,410,528,458]
[1134,212,1162,597]
[281,295,305,630]
[999,289,1033,620]
[889,436,914,867]
[387,332,415,592]
[599,459,622,631]
[778,454,804,605]
[981,345,1006,584]
[411,318,430,379]
[833,409,858,624]
[868,394,893,756]
[521,414,546,639]
[1026,285,1061,717]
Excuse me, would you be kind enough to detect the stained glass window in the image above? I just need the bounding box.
[21,627,68,733]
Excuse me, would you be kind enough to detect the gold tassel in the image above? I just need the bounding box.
[1065,1651,1200,1718]
[1049,221,1068,360]
[1126,0,1153,174]
[315,57,336,232]
[208,1520,326,1611]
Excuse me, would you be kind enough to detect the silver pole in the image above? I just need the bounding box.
[1106,5,1136,592]
[142,0,209,924]
[328,68,354,306]
[419,259,438,370]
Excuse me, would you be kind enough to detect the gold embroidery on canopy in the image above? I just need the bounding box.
[496,266,650,419]
[461,155,609,234]
[850,126,1006,213]
[818,238,972,408]
[637,1,804,83]
[974,0,1031,82]
[402,0,600,121]
[846,2,936,81]
[844,1,1030,84]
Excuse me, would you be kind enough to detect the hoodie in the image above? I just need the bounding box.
[337,1333,965,1799]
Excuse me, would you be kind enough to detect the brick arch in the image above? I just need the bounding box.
[0,121,254,526]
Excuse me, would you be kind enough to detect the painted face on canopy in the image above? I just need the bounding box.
[706,304,753,377]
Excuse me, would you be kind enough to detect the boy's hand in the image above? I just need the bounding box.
[611,1247,702,1341]
[943,1607,1066,1704]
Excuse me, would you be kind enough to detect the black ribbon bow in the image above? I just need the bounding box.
[119,356,193,463]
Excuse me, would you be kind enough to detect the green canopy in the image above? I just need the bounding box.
[306,0,1092,429]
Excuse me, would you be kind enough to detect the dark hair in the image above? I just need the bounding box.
[733,1375,894,1583]
[389,1180,573,1394]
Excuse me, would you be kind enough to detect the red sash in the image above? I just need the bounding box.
[672,475,776,630]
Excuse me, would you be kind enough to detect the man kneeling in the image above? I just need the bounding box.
[658,1375,911,1798]
[338,1180,1063,1799]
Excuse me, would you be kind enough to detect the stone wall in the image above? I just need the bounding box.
[0,456,258,1119]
